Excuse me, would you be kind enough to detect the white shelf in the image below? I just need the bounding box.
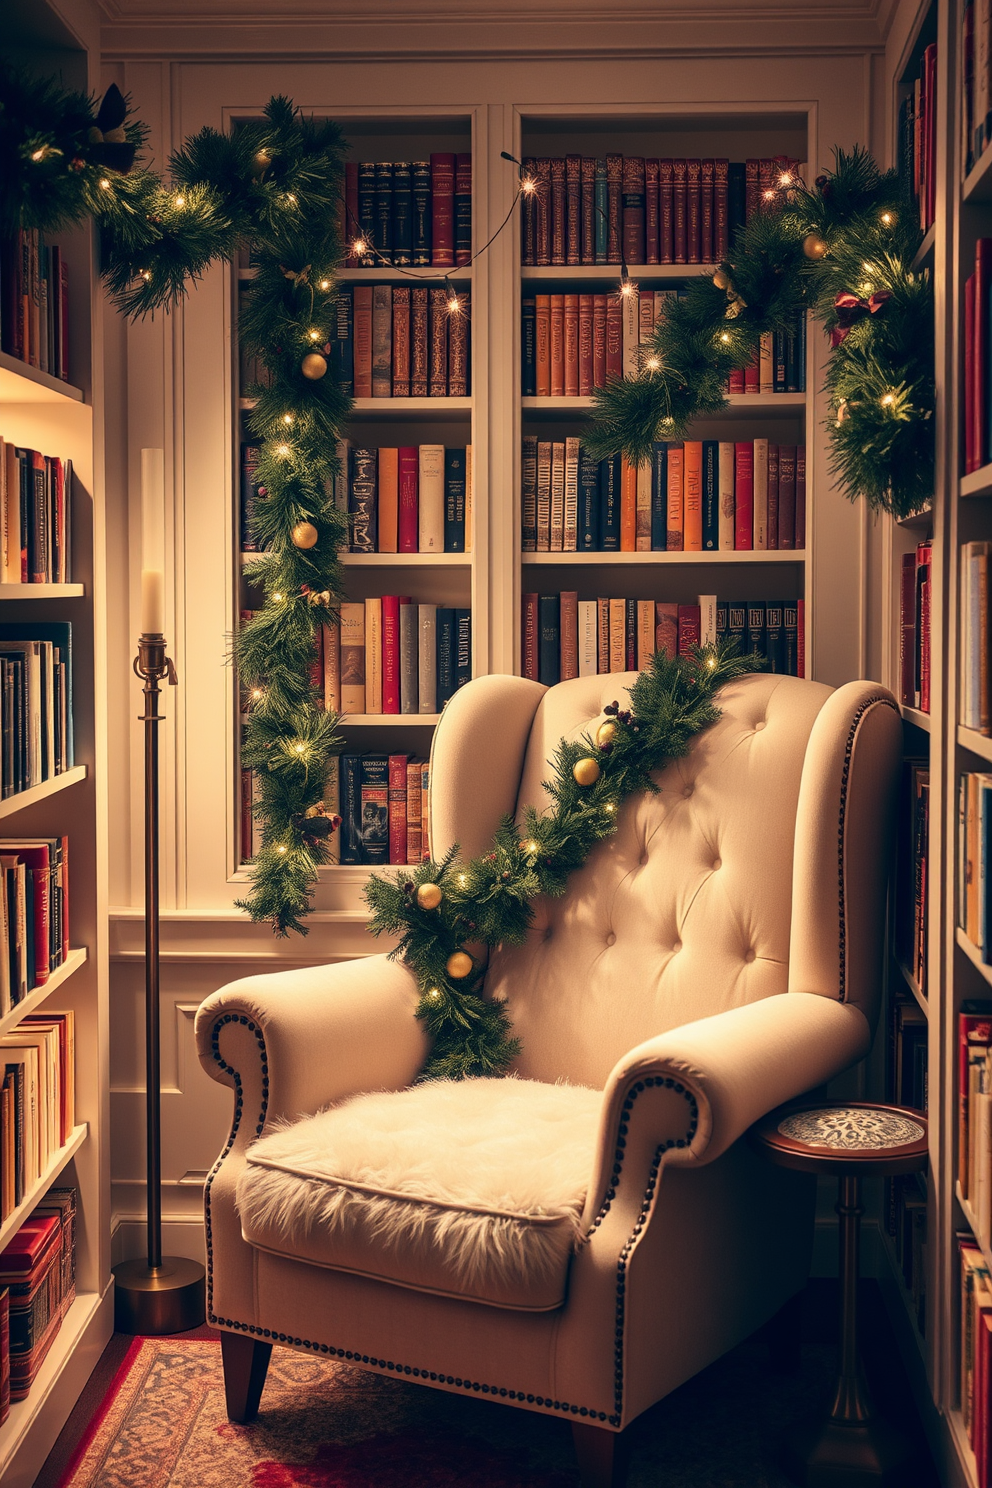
[0,352,83,406]
[341,713,441,725]
[956,926,992,989]
[0,949,87,1042]
[0,584,84,599]
[339,266,472,281]
[241,552,471,568]
[911,223,935,271]
[0,765,87,821]
[901,706,931,734]
[521,549,804,565]
[956,1183,992,1275]
[961,464,992,499]
[521,393,807,414]
[0,1124,87,1256]
[946,1408,979,1488]
[958,726,992,763]
[521,263,717,280]
[239,397,472,414]
[964,138,992,203]
[896,959,928,1016]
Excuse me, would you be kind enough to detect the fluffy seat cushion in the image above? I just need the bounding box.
[236,1077,602,1311]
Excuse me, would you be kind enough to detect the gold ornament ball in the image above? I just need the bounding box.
[712,269,729,290]
[803,234,828,260]
[301,352,328,380]
[446,951,473,980]
[417,882,443,911]
[573,757,601,787]
[596,720,618,749]
[292,521,319,549]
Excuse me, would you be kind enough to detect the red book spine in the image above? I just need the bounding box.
[566,155,582,266]
[919,560,931,713]
[686,159,701,263]
[344,162,359,263]
[578,294,594,396]
[522,593,539,680]
[673,158,687,263]
[966,272,977,474]
[430,153,455,267]
[728,365,745,394]
[794,445,806,550]
[677,604,701,657]
[398,447,419,552]
[659,159,674,263]
[593,295,607,389]
[392,287,410,397]
[745,159,760,221]
[700,159,714,263]
[734,442,754,549]
[353,286,373,398]
[410,287,428,397]
[796,598,805,678]
[455,153,472,266]
[605,298,622,380]
[714,159,729,260]
[388,754,409,865]
[899,551,916,705]
[744,348,759,394]
[977,240,992,469]
[382,596,401,713]
[564,294,579,397]
[645,158,660,264]
[551,158,566,265]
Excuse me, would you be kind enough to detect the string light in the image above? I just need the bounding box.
[282,413,294,425]
[427,988,441,1002]
[604,802,617,814]
[31,148,46,162]
[880,392,896,407]
[99,178,110,190]
[276,844,287,854]
[619,275,635,298]
[275,443,291,457]
[293,742,306,755]
[719,332,731,344]
[520,176,537,194]
[272,591,284,602]
[880,211,895,226]
[353,237,367,257]
[251,687,264,700]
[319,278,330,290]
[645,356,661,371]
[523,839,539,855]
[140,270,152,282]
[286,193,297,204]
[307,328,321,341]
[777,171,793,188]
[174,194,186,208]
[446,280,462,314]
[457,873,468,885]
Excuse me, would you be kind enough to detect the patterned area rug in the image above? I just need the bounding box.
[53,1331,899,1488]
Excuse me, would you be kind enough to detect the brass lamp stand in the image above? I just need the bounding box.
[112,633,205,1333]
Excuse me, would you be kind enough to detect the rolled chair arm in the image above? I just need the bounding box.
[195,952,429,1137]
[581,991,870,1233]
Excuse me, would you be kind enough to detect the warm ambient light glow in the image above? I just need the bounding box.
[277,844,287,854]
[31,148,45,161]
[276,444,291,457]
[521,177,537,194]
[319,278,330,290]
[645,357,661,370]
[294,743,306,755]
[880,393,896,407]
[272,591,284,602]
[778,171,793,187]
[447,295,462,314]
[720,332,731,343]
[251,688,264,700]
[353,238,367,256]
[881,211,894,225]
[619,280,635,297]
[282,413,294,425]
[523,840,539,854]
[99,178,110,189]
[174,195,186,208]
[307,329,321,341]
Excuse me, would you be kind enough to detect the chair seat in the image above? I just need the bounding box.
[236,1076,603,1311]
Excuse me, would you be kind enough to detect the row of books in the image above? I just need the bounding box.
[964,2,991,177]
[886,1174,927,1338]
[888,994,928,1114]
[959,1230,992,1480]
[898,42,938,232]
[896,763,929,995]
[0,1187,76,1405]
[0,1013,75,1215]
[963,239,992,475]
[330,600,470,717]
[0,624,75,798]
[522,294,806,398]
[332,284,469,400]
[959,773,992,961]
[342,156,470,268]
[522,594,805,685]
[0,836,69,1010]
[0,230,70,381]
[519,155,804,267]
[0,440,73,586]
[899,542,932,714]
[522,438,806,554]
[963,541,992,733]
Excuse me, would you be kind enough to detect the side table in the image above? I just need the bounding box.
[751,1099,928,1488]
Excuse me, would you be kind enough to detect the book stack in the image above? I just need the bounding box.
[0,439,73,584]
[331,285,470,399]
[522,293,806,398]
[964,239,992,475]
[519,155,804,266]
[899,542,932,714]
[521,437,805,553]
[522,594,804,684]
[0,1187,76,1402]
[0,230,70,380]
[0,1011,75,1213]
[334,754,431,866]
[963,541,992,732]
[342,155,470,268]
[0,623,75,798]
[895,762,929,993]
[898,40,937,230]
[0,836,69,1009]
[958,773,992,961]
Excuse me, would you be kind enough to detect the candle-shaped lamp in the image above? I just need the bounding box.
[141,448,166,635]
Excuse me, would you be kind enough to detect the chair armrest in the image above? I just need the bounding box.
[195,953,429,1143]
[581,991,870,1230]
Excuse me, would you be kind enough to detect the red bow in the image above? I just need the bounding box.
[831,289,891,345]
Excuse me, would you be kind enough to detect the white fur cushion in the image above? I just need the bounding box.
[236,1077,602,1311]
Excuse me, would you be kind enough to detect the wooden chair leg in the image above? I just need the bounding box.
[766,1289,804,1375]
[221,1331,272,1423]
[571,1422,629,1488]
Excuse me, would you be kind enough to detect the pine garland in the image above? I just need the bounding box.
[365,642,763,1080]
[585,148,934,520]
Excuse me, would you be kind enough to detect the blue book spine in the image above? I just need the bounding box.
[538,594,561,686]
[339,754,362,863]
[578,447,600,550]
[594,160,608,263]
[702,441,720,550]
[454,609,472,690]
[443,447,466,553]
[331,288,353,397]
[651,443,667,550]
[522,300,536,396]
[598,455,621,550]
[436,608,457,708]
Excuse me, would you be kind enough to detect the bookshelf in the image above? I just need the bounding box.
[0,0,112,1477]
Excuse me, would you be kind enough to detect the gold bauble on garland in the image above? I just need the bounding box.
[712,268,730,290]
[596,720,618,748]
[573,757,601,786]
[291,521,319,549]
[803,234,828,260]
[301,351,328,380]
[446,951,473,979]
[417,882,443,911]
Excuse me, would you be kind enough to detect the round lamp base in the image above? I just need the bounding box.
[113,1256,206,1335]
[785,1414,916,1488]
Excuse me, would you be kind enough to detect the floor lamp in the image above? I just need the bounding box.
[113,449,205,1334]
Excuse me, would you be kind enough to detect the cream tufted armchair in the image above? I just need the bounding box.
[196,670,901,1487]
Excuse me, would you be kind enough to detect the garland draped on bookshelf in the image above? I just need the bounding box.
[365,643,762,1079]
[585,148,934,520]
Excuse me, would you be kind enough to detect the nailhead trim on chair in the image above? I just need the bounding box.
[204,1021,697,1429]
[836,695,898,1005]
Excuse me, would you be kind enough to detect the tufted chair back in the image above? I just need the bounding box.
[429,671,900,1091]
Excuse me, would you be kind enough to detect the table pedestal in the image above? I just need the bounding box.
[786,1177,913,1487]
